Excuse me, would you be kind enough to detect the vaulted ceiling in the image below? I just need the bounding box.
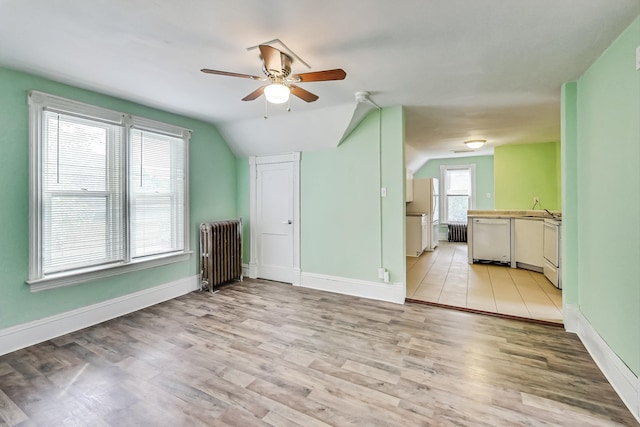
[1,1,638,171]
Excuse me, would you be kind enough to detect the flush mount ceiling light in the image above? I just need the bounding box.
[264,83,290,104]
[464,139,486,149]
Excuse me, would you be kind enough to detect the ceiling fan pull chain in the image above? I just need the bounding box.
[287,96,291,112]
[264,97,268,119]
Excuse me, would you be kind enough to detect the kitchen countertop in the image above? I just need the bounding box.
[467,209,561,220]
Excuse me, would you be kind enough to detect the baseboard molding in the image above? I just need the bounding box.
[299,272,405,304]
[573,308,639,423]
[0,275,199,357]
[563,303,579,333]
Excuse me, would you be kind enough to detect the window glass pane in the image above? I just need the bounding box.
[44,195,123,273]
[130,130,185,258]
[446,169,470,195]
[44,114,110,192]
[447,195,469,223]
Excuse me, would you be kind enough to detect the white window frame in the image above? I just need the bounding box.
[440,164,476,224]
[27,91,191,292]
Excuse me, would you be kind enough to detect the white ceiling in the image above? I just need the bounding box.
[1,0,638,170]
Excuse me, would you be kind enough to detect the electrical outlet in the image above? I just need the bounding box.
[383,271,390,283]
[377,267,385,279]
[533,196,539,204]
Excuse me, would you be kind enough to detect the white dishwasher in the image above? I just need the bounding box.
[471,218,511,264]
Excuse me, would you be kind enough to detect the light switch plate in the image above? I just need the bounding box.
[636,46,640,71]
[380,187,387,197]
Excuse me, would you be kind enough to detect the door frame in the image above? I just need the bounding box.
[249,153,301,284]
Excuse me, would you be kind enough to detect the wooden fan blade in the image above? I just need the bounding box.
[242,85,267,101]
[290,68,346,82]
[201,69,265,81]
[259,45,283,73]
[289,85,319,102]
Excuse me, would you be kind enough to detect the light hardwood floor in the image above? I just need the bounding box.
[0,279,636,426]
[407,242,563,324]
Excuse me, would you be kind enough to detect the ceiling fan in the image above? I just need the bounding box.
[201,45,346,105]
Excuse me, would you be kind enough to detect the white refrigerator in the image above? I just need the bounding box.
[406,178,439,251]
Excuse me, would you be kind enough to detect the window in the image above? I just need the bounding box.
[28,91,190,291]
[440,164,475,224]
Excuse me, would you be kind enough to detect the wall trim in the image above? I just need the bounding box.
[0,275,199,357]
[573,307,639,423]
[248,262,258,279]
[299,272,405,304]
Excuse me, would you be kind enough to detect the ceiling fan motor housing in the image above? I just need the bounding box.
[263,52,292,79]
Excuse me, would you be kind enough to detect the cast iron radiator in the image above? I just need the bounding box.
[448,223,468,243]
[199,219,243,292]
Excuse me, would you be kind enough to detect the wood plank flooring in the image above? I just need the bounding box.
[0,279,636,426]
[407,242,563,324]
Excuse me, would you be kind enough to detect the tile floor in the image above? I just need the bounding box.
[406,241,563,324]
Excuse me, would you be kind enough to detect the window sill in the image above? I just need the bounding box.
[26,251,193,292]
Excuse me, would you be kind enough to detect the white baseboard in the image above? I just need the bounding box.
[0,275,199,357]
[299,272,405,304]
[563,303,579,333]
[572,307,639,423]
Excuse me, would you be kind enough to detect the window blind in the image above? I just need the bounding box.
[130,129,185,258]
[41,111,124,274]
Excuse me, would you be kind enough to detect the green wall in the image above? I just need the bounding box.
[573,16,640,375]
[494,142,561,210]
[301,107,405,284]
[0,67,237,329]
[561,82,578,307]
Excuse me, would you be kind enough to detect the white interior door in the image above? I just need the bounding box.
[256,162,294,283]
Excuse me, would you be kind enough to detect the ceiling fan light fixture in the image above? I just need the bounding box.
[264,83,290,104]
[464,139,486,150]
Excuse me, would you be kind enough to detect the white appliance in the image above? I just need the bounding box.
[543,218,561,288]
[407,178,439,251]
[471,218,511,263]
[406,213,428,257]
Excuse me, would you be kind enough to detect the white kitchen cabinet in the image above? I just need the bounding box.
[514,218,544,270]
[406,214,427,257]
[543,219,561,288]
[405,169,414,202]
